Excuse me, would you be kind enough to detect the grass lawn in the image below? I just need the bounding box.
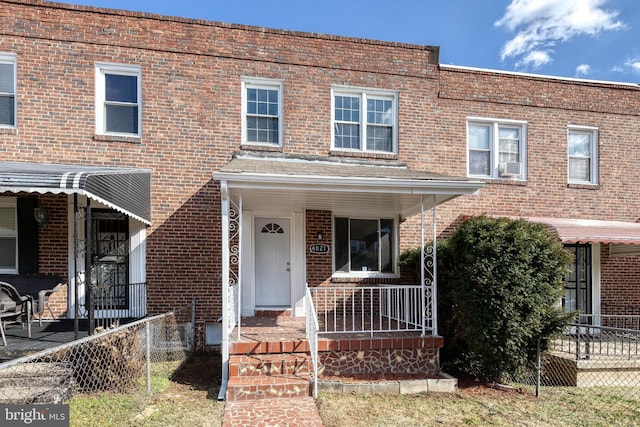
[69,354,640,426]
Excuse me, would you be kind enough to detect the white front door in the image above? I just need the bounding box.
[255,217,291,307]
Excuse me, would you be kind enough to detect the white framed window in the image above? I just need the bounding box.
[334,216,396,276]
[332,86,398,154]
[568,126,598,184]
[467,118,527,179]
[95,63,142,137]
[0,53,16,128]
[0,198,18,273]
[241,77,283,146]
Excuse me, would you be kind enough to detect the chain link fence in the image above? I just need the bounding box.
[509,318,640,399]
[0,302,194,404]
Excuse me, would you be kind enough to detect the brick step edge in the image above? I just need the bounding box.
[229,354,310,377]
[226,376,312,401]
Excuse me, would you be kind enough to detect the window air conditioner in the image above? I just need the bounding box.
[498,162,521,177]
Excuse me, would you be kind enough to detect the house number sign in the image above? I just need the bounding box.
[310,244,329,254]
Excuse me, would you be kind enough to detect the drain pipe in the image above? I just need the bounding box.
[217,314,229,401]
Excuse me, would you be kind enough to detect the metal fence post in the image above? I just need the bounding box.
[191,298,196,352]
[145,320,151,394]
[536,338,541,398]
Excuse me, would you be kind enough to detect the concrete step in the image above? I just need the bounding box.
[229,354,311,377]
[226,375,312,401]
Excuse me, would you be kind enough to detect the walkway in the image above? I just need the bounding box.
[222,397,324,427]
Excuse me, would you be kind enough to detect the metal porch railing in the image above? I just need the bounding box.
[551,319,640,361]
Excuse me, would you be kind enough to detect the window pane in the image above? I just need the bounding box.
[569,158,590,181]
[350,219,378,272]
[105,74,138,103]
[247,88,278,118]
[0,207,16,237]
[0,63,14,94]
[334,123,360,149]
[105,105,139,134]
[380,219,393,273]
[247,116,278,143]
[367,98,392,125]
[498,127,520,163]
[0,237,16,269]
[335,217,349,272]
[469,150,490,175]
[569,132,591,156]
[366,125,392,152]
[334,95,359,123]
[469,125,490,150]
[0,95,15,126]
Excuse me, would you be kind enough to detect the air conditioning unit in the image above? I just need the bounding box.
[498,162,522,177]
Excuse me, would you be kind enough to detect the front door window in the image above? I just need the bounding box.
[564,243,592,316]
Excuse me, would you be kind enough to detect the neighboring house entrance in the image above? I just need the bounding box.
[254,217,291,307]
[564,243,592,316]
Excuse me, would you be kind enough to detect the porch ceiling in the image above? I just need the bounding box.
[0,161,152,225]
[213,155,484,217]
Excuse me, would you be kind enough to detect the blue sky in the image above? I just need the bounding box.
[57,0,640,83]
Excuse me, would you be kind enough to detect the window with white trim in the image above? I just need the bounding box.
[332,87,397,153]
[242,77,283,145]
[0,53,16,128]
[568,126,598,184]
[467,118,526,179]
[334,217,394,274]
[95,63,141,136]
[0,198,17,273]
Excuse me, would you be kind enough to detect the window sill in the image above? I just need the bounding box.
[567,182,600,190]
[93,134,141,144]
[331,272,400,280]
[477,177,527,186]
[240,143,283,153]
[329,150,398,161]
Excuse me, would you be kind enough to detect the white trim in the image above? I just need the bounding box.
[241,76,284,147]
[567,125,599,185]
[95,62,142,137]
[441,64,640,88]
[592,243,601,321]
[0,52,17,129]
[331,85,398,154]
[466,117,527,180]
[0,197,18,274]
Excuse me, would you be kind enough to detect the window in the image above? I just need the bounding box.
[568,126,598,184]
[95,63,141,136]
[332,87,397,153]
[0,53,16,128]
[467,118,526,179]
[0,198,17,273]
[563,244,592,316]
[334,217,394,274]
[242,78,283,145]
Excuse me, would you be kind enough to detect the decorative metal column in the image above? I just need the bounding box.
[420,194,437,337]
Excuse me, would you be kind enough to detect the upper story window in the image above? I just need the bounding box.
[0,198,17,273]
[334,217,395,276]
[332,87,398,154]
[0,53,16,128]
[568,126,598,185]
[467,118,526,180]
[95,63,141,137]
[242,77,283,146]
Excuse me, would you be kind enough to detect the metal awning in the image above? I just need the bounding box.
[525,217,640,245]
[0,162,152,225]
[213,155,484,217]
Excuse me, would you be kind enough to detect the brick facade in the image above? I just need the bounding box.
[1,0,640,347]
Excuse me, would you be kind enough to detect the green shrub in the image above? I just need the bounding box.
[437,215,573,382]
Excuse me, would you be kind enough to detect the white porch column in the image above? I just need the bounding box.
[420,194,437,337]
[219,181,231,400]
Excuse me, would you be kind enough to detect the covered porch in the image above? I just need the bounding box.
[0,161,151,338]
[213,153,483,399]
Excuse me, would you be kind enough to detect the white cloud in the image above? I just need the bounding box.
[495,0,623,69]
[625,58,640,74]
[575,64,590,76]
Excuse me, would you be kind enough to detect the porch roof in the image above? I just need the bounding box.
[0,161,152,225]
[213,155,484,217]
[525,216,640,245]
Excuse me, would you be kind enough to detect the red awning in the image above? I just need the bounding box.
[525,217,640,245]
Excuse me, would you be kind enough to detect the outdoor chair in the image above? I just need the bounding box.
[34,281,63,326]
[0,281,32,346]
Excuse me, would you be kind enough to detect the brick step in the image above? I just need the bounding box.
[226,375,312,401]
[230,354,311,377]
[229,339,310,355]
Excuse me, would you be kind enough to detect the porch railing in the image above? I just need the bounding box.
[308,285,425,335]
[90,281,147,330]
[551,321,640,361]
[305,287,319,398]
[577,313,640,331]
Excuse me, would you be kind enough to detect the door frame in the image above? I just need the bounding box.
[241,210,306,317]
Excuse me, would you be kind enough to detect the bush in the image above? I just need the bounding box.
[437,215,573,382]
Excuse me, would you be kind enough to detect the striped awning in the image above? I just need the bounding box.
[0,162,151,225]
[526,217,640,245]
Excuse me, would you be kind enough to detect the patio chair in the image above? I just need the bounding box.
[0,281,32,346]
[34,281,63,326]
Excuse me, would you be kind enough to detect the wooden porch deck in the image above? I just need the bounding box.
[0,321,89,363]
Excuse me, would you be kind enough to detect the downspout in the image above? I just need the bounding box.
[218,181,230,401]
